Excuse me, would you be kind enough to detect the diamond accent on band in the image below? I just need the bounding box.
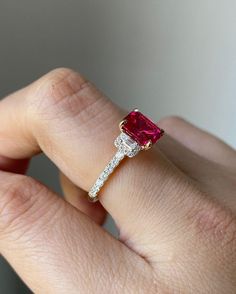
[88,150,125,200]
[88,133,141,201]
[114,132,141,157]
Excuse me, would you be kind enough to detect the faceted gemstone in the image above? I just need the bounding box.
[114,132,141,157]
[122,110,164,147]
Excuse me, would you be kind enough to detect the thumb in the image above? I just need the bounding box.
[0,171,149,293]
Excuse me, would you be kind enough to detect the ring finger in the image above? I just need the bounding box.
[0,68,200,258]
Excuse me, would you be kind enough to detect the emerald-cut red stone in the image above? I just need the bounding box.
[122,110,163,147]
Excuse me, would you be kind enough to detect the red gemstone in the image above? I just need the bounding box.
[122,110,164,147]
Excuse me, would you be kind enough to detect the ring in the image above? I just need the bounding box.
[88,109,164,202]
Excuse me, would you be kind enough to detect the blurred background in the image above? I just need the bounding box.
[0,0,236,292]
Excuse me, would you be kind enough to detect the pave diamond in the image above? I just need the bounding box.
[88,148,125,201]
[89,133,141,200]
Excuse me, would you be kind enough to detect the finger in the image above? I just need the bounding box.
[0,155,29,174]
[158,116,236,168]
[0,171,151,293]
[157,133,212,176]
[156,118,236,213]
[0,68,199,256]
[60,172,107,225]
[158,133,236,208]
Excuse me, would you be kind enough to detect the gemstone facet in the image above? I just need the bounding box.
[114,132,141,157]
[122,110,163,147]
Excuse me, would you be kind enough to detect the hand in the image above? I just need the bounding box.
[0,68,235,293]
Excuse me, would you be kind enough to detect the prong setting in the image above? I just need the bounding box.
[142,140,152,150]
[119,119,127,131]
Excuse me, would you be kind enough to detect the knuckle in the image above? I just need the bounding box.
[193,199,236,251]
[158,115,185,129]
[42,67,86,95]
[28,67,87,112]
[40,67,83,88]
[27,67,112,130]
[26,67,119,147]
[0,174,46,234]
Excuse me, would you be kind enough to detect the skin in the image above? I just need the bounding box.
[0,68,235,293]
